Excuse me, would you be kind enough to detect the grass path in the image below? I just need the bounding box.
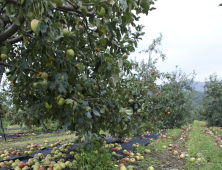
[185,120,222,170]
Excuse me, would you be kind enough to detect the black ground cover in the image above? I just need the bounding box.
[0,130,166,170]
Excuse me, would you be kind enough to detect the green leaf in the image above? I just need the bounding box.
[100,105,106,113]
[86,111,92,118]
[81,7,87,17]
[86,106,91,111]
[39,22,48,33]
[65,99,74,104]
[76,63,85,70]
[10,17,20,26]
[58,84,66,93]
[81,73,87,81]
[93,109,100,116]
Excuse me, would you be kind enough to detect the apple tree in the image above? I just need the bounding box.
[154,68,195,129]
[0,0,159,147]
[201,74,222,127]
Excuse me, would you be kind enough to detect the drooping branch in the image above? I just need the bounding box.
[6,0,95,16]
[0,61,39,73]
[7,30,33,44]
[0,0,95,44]
[0,15,25,44]
[155,106,165,110]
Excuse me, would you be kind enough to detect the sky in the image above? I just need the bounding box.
[129,0,222,82]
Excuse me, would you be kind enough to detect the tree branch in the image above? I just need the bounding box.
[0,14,25,44]
[6,30,33,44]
[0,0,95,44]
[0,61,39,73]
[155,106,165,110]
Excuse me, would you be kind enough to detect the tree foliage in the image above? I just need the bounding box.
[201,74,222,127]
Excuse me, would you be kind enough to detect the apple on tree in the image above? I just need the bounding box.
[63,29,69,36]
[128,98,134,105]
[31,19,40,33]
[66,49,74,58]
[0,54,7,61]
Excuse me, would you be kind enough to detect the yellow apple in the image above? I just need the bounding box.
[1,54,7,60]
[41,72,48,80]
[31,19,40,33]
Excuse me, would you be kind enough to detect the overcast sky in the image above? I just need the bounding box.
[130,0,222,82]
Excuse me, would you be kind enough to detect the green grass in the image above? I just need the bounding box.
[184,120,222,170]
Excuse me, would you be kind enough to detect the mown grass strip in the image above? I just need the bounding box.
[185,120,222,170]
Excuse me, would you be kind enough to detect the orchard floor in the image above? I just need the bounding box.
[0,121,222,170]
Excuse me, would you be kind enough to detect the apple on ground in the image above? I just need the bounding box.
[123,150,127,154]
[173,151,178,156]
[130,158,136,164]
[180,154,185,159]
[135,156,140,161]
[148,166,154,170]
[145,149,151,154]
[129,153,134,157]
[190,157,195,162]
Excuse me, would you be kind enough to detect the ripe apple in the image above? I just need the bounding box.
[168,112,170,115]
[124,55,128,59]
[120,166,127,170]
[162,145,166,149]
[124,151,129,156]
[111,148,115,151]
[16,152,21,156]
[190,157,195,162]
[66,49,74,57]
[173,151,178,156]
[11,151,16,155]
[179,152,184,155]
[140,156,144,160]
[144,149,150,154]
[63,29,69,36]
[129,158,136,164]
[135,156,140,161]
[168,147,172,151]
[121,158,126,162]
[112,151,116,155]
[52,0,63,6]
[41,72,48,80]
[180,153,185,159]
[128,98,134,105]
[174,145,178,148]
[33,82,38,87]
[129,153,134,157]
[57,97,65,106]
[123,150,127,154]
[97,7,105,17]
[31,19,40,33]
[1,54,7,61]
[148,166,154,170]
